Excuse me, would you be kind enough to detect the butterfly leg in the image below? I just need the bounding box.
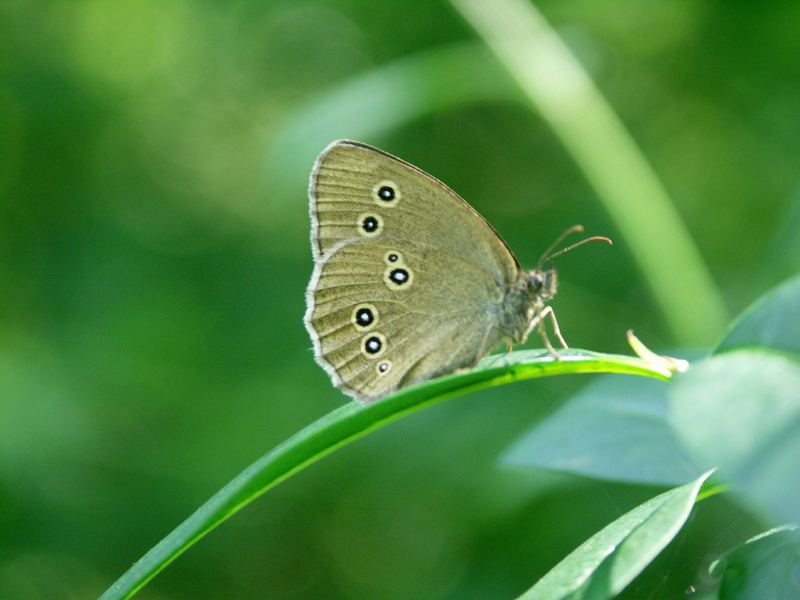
[542,306,568,350]
[531,306,567,357]
[526,310,551,353]
[537,318,558,356]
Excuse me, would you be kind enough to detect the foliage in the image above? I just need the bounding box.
[99,350,673,599]
[710,525,800,599]
[104,274,800,599]
[2,1,798,598]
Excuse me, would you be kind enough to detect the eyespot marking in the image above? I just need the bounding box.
[361,333,386,358]
[373,180,400,206]
[378,186,394,201]
[384,251,402,265]
[351,303,378,331]
[376,360,391,376]
[384,266,413,289]
[358,213,383,237]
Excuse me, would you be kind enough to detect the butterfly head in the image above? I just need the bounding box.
[527,267,558,302]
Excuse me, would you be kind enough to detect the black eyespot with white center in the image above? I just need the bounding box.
[356,307,373,326]
[389,268,409,285]
[378,185,395,201]
[384,264,413,289]
[365,336,382,354]
[360,332,386,358]
[383,250,403,265]
[373,180,400,206]
[357,213,382,237]
[362,216,378,232]
[351,303,378,331]
[376,360,391,376]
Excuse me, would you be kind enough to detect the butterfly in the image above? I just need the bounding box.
[304,140,610,403]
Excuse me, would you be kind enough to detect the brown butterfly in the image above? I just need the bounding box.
[304,140,610,402]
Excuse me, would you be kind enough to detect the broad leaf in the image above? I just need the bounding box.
[710,525,800,599]
[716,273,800,357]
[520,471,713,599]
[503,375,703,485]
[670,350,800,523]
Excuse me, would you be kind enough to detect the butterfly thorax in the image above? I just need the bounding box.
[497,267,558,344]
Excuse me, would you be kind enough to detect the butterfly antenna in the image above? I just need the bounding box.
[543,234,613,264]
[536,224,585,270]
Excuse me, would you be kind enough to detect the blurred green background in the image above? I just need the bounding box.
[1,0,799,598]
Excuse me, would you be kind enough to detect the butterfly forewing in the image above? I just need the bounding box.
[310,140,519,278]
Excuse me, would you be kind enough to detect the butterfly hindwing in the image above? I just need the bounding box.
[306,238,507,401]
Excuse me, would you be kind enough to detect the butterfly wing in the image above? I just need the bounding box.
[305,140,520,402]
[309,140,520,278]
[306,238,510,401]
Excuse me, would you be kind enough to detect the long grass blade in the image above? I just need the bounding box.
[99,349,672,599]
[452,0,728,344]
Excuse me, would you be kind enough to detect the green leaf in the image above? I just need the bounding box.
[710,525,800,599]
[670,350,800,522]
[716,273,800,357]
[503,375,703,486]
[519,470,714,599]
[99,349,672,600]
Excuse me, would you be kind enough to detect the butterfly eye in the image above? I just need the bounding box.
[373,180,401,206]
[529,272,544,292]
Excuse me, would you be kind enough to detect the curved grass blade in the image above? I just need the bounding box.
[99,349,673,600]
[519,470,715,600]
